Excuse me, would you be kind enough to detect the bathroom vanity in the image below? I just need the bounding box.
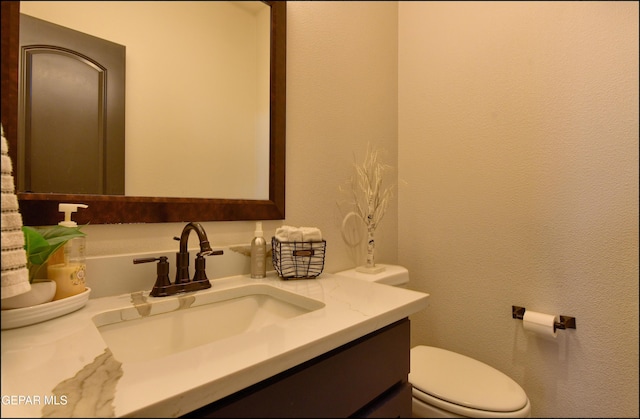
[185,319,411,418]
[0,273,429,418]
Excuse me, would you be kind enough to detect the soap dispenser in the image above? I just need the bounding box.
[48,203,88,300]
[251,222,267,279]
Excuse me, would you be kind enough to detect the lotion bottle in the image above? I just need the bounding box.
[48,203,88,300]
[250,221,267,278]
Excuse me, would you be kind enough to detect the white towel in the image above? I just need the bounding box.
[1,212,24,231]
[275,225,322,242]
[2,248,27,270]
[288,229,303,242]
[1,173,15,192]
[300,227,323,242]
[1,230,24,250]
[275,225,296,242]
[1,123,31,299]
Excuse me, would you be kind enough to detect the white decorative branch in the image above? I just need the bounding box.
[338,144,395,272]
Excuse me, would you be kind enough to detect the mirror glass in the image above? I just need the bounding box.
[20,1,270,200]
[1,1,286,225]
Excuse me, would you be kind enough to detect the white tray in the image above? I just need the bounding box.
[1,288,91,330]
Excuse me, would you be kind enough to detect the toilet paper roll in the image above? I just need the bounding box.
[523,310,558,338]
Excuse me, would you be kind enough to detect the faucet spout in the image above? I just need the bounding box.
[175,222,214,283]
[179,222,213,255]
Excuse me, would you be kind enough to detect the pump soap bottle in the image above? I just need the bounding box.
[48,203,88,300]
[251,222,267,278]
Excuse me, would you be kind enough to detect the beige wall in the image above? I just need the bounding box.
[398,1,639,417]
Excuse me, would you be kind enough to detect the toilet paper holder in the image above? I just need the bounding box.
[512,306,576,331]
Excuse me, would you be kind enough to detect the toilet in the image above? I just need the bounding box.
[335,265,531,418]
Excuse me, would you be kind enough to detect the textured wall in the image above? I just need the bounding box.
[285,1,399,271]
[398,2,639,417]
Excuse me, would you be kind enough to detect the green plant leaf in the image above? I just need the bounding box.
[22,226,50,266]
[41,225,86,244]
[22,225,86,282]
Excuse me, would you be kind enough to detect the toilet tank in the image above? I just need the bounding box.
[334,264,409,286]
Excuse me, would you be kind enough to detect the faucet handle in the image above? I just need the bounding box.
[192,250,223,282]
[134,256,172,297]
[193,255,208,281]
[198,249,224,257]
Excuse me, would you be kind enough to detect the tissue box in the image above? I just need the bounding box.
[271,237,326,279]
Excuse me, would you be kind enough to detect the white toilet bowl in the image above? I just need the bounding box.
[335,265,531,418]
[410,346,531,418]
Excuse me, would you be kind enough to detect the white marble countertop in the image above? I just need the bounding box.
[1,272,429,418]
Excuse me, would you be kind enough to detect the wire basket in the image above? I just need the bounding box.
[271,237,326,279]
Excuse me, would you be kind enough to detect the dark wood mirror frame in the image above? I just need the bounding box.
[1,1,285,225]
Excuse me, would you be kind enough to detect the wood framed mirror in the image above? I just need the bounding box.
[1,1,286,225]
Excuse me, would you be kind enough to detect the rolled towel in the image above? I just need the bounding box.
[275,228,287,241]
[2,174,15,193]
[1,230,25,251]
[1,192,19,211]
[1,213,24,232]
[1,154,13,174]
[1,269,32,300]
[1,248,28,270]
[301,227,322,242]
[275,225,296,242]
[288,228,303,242]
[1,124,30,299]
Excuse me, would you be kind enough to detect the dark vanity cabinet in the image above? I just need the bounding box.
[183,318,412,418]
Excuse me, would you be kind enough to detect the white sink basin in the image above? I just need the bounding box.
[92,283,325,363]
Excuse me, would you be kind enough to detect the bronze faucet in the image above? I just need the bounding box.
[134,222,223,297]
[175,221,220,284]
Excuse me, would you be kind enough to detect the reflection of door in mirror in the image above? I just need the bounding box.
[19,1,271,201]
[2,1,286,225]
[18,14,125,195]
